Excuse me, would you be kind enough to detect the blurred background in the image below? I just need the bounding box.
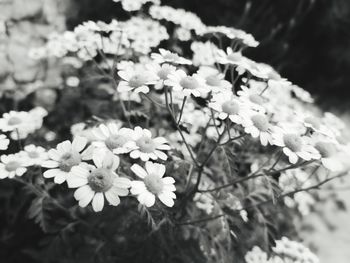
[1,0,349,261]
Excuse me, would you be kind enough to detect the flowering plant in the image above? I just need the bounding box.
[1,0,349,262]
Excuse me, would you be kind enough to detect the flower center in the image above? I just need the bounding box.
[28,151,40,158]
[283,134,302,152]
[164,53,179,61]
[105,134,129,150]
[5,161,20,172]
[8,116,22,126]
[136,136,156,153]
[251,115,269,132]
[221,100,240,115]
[248,94,264,105]
[59,151,81,172]
[180,76,199,90]
[304,117,320,129]
[88,168,114,192]
[157,65,172,80]
[144,173,164,195]
[205,75,221,87]
[315,142,336,158]
[129,74,148,88]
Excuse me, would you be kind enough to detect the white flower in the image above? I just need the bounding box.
[146,63,176,90]
[272,128,320,164]
[92,123,135,154]
[68,151,130,212]
[0,154,28,179]
[117,68,157,94]
[130,162,176,207]
[0,111,30,132]
[175,27,191,41]
[165,70,209,97]
[0,134,10,150]
[191,41,220,66]
[216,47,247,66]
[242,113,273,146]
[197,66,231,93]
[0,108,47,140]
[42,136,92,184]
[314,141,342,171]
[237,86,267,113]
[151,48,191,65]
[209,91,247,124]
[20,144,48,166]
[129,127,171,161]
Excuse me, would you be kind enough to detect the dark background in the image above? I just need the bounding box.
[68,0,350,110]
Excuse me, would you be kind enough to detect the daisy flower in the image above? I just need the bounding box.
[130,162,176,207]
[216,47,247,67]
[272,128,320,164]
[129,126,171,161]
[117,68,157,94]
[42,136,92,184]
[0,153,28,179]
[0,111,30,132]
[146,63,176,90]
[0,134,10,150]
[92,123,135,154]
[242,113,273,146]
[20,144,48,166]
[151,48,191,65]
[164,70,209,97]
[209,91,247,124]
[68,151,130,212]
[197,66,231,93]
[237,85,267,113]
[296,112,335,138]
[314,141,342,171]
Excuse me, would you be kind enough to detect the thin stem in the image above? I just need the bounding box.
[84,46,109,76]
[267,150,283,172]
[164,87,199,167]
[239,171,349,211]
[177,96,187,125]
[210,109,220,137]
[199,160,314,193]
[176,213,225,226]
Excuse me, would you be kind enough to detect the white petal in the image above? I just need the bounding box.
[42,160,59,168]
[162,177,175,185]
[154,150,167,160]
[48,149,61,161]
[158,193,175,207]
[72,136,87,152]
[54,172,67,184]
[129,150,140,159]
[139,152,150,162]
[92,192,105,212]
[92,150,105,168]
[144,192,155,207]
[57,140,72,153]
[43,168,60,178]
[131,164,148,178]
[114,177,131,188]
[105,189,121,206]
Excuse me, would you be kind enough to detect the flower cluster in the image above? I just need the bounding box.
[245,237,319,263]
[0,0,349,261]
